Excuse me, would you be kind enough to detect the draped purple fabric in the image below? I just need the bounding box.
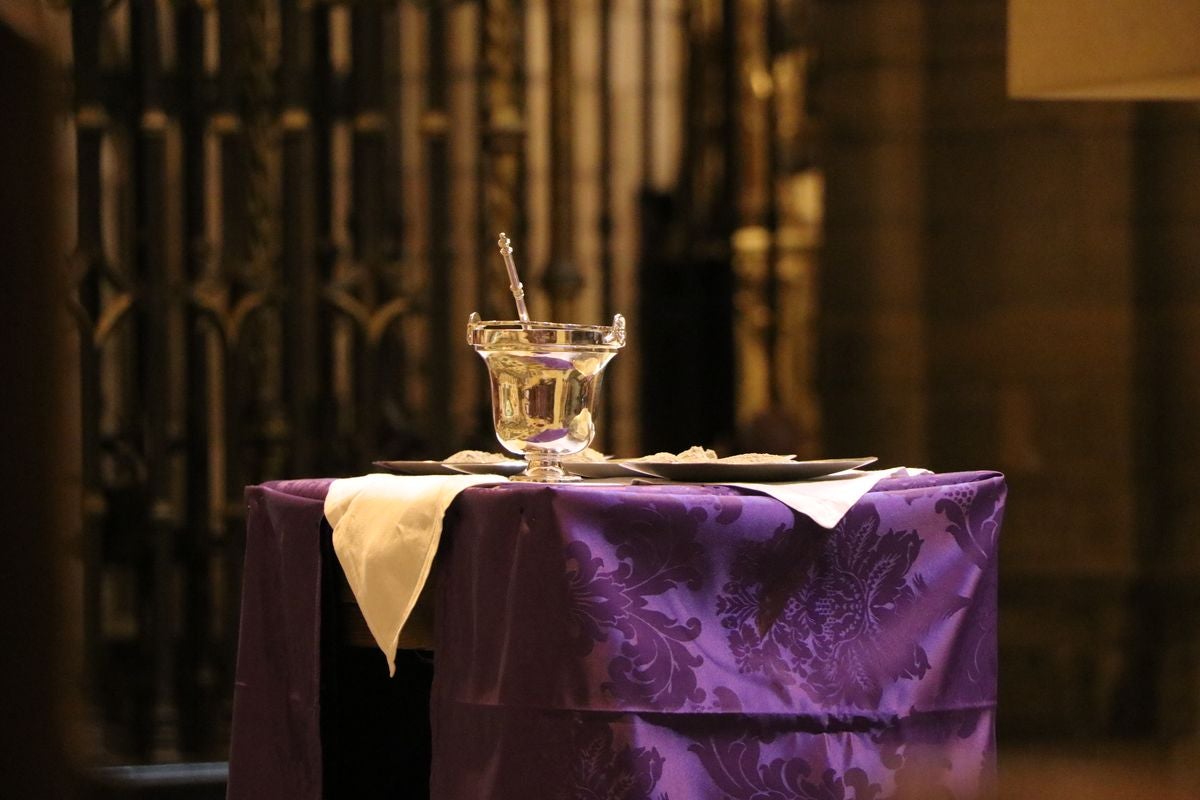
[229,471,1004,800]
[229,479,333,800]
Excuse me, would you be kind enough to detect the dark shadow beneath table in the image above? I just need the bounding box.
[319,514,434,800]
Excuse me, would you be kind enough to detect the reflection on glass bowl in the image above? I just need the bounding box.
[468,314,625,482]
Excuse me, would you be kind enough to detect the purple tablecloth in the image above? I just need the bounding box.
[229,471,1005,800]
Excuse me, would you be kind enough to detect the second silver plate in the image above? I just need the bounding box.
[623,457,878,483]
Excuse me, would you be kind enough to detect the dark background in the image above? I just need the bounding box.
[2,1,1198,797]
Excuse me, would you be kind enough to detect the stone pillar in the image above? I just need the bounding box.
[816,0,930,465]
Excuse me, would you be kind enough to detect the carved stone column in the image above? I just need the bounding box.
[480,0,528,321]
[732,0,773,431]
[543,0,580,320]
[774,170,822,456]
[732,224,773,433]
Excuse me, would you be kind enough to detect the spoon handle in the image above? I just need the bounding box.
[497,232,530,323]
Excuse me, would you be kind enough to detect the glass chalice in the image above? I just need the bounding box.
[467,312,626,482]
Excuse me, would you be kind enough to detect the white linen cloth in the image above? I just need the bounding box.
[325,473,507,675]
[725,466,928,528]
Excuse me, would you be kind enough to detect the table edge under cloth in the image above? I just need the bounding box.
[227,470,1005,800]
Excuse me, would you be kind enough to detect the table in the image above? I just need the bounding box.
[228,471,1005,799]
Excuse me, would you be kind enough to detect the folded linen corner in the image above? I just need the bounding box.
[729,466,928,528]
[325,472,507,675]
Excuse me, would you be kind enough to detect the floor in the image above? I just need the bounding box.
[999,740,1199,799]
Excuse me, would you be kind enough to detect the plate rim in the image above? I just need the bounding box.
[563,460,645,478]
[443,460,527,476]
[372,459,465,476]
[623,456,878,482]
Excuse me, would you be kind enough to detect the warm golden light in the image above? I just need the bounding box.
[1009,0,1200,99]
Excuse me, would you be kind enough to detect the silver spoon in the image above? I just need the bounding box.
[496,232,530,323]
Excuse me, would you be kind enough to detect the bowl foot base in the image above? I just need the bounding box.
[510,453,582,482]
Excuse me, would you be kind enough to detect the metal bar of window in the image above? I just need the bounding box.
[176,0,221,753]
[281,0,321,477]
[479,0,528,322]
[130,0,181,760]
[642,0,654,185]
[69,0,107,759]
[425,3,452,454]
[544,0,578,318]
[351,1,386,465]
[599,0,614,322]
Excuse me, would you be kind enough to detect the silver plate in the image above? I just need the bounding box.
[444,460,528,476]
[562,460,643,479]
[372,460,466,476]
[623,457,878,483]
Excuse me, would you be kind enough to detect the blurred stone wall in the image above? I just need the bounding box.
[815,0,1200,754]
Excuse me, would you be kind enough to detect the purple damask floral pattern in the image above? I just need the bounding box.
[564,496,713,708]
[715,502,930,708]
[934,478,1005,694]
[689,735,881,800]
[934,483,1003,571]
